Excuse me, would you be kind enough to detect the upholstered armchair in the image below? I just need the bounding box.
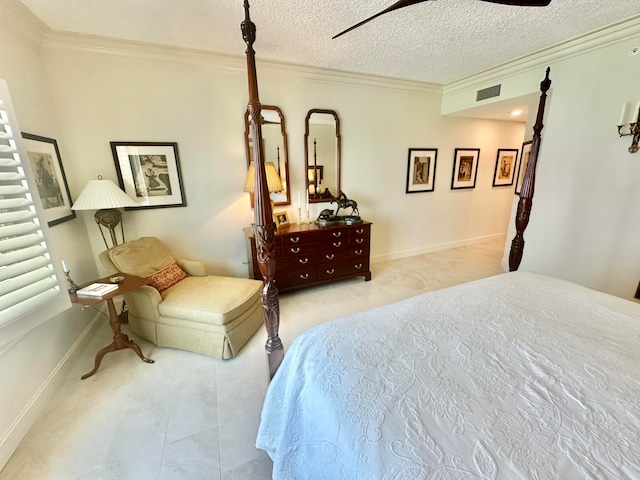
[99,237,264,360]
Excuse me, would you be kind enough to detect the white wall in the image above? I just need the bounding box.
[0,0,99,469]
[41,33,524,275]
[446,17,640,299]
[0,2,525,467]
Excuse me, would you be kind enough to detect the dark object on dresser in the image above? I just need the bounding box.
[244,222,372,291]
[316,191,362,225]
[331,191,359,217]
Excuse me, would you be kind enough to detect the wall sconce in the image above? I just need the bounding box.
[617,102,640,153]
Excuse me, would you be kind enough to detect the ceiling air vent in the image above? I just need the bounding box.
[476,84,501,101]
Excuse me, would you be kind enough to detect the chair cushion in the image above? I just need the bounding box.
[108,237,175,277]
[158,276,263,326]
[148,262,188,292]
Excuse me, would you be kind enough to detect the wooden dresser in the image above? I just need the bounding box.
[244,221,372,291]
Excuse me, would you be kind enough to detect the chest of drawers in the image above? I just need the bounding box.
[244,221,372,291]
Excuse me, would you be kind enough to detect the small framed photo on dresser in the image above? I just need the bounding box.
[273,210,289,227]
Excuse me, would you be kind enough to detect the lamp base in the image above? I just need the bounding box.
[94,208,124,248]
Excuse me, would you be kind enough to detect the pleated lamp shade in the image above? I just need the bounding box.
[71,177,135,210]
[244,162,284,193]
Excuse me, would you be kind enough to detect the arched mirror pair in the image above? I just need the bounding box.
[305,109,341,204]
[244,105,290,206]
[244,107,341,206]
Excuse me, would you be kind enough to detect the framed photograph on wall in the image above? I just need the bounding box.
[273,210,289,227]
[492,148,519,187]
[451,148,480,190]
[406,148,437,193]
[22,133,76,226]
[515,141,532,195]
[111,142,186,209]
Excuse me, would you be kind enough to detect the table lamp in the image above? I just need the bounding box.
[244,162,284,195]
[71,176,136,248]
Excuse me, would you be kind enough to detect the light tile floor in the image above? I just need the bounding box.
[0,238,506,480]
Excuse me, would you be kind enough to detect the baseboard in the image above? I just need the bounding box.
[0,309,103,470]
[370,233,506,264]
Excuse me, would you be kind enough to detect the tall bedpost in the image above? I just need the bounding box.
[509,67,551,271]
[241,1,283,378]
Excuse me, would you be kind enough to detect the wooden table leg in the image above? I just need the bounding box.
[81,298,154,380]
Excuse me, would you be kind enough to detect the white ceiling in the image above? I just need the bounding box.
[20,0,639,85]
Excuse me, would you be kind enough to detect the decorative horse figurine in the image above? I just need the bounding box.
[331,191,359,217]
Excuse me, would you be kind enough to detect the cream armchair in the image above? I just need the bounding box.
[99,237,264,360]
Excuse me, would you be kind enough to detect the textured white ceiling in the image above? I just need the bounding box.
[20,0,640,84]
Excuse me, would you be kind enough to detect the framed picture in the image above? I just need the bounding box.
[273,210,289,227]
[451,148,480,190]
[492,148,519,187]
[22,133,76,226]
[515,141,532,195]
[111,142,186,209]
[406,148,437,193]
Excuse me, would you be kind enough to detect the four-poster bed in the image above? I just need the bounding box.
[509,67,551,271]
[242,5,640,477]
[242,0,550,378]
[258,271,640,478]
[241,0,283,378]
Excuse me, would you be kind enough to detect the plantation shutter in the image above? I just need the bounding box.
[0,79,69,341]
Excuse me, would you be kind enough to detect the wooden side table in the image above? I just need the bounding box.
[71,274,155,379]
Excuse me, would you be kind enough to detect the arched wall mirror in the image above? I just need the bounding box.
[304,109,341,203]
[244,105,291,206]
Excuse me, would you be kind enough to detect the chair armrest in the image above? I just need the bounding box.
[124,285,162,321]
[177,259,207,277]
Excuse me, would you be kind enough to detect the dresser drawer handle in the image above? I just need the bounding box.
[355,263,363,269]
[289,237,300,243]
[326,269,335,275]
[356,229,364,234]
[299,273,309,280]
[291,247,301,254]
[355,249,363,255]
[333,241,342,247]
[333,232,342,237]
[299,258,309,264]
[356,238,364,244]
[325,254,335,260]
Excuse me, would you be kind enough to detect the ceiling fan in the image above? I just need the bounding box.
[332,0,552,39]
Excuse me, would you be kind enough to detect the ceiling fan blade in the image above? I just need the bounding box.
[333,0,551,39]
[333,0,430,39]
[480,0,551,6]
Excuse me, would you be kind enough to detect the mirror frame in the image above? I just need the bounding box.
[244,105,291,206]
[304,109,341,204]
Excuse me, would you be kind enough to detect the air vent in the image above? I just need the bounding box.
[476,84,501,101]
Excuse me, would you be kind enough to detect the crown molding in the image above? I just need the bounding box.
[0,0,49,47]
[443,15,640,98]
[41,31,442,96]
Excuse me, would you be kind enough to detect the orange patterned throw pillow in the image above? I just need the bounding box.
[148,262,188,292]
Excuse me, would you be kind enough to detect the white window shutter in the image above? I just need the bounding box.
[0,79,71,346]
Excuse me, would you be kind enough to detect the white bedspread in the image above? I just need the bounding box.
[257,272,640,479]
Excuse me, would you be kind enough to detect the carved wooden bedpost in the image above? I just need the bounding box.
[509,67,551,271]
[241,1,283,378]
